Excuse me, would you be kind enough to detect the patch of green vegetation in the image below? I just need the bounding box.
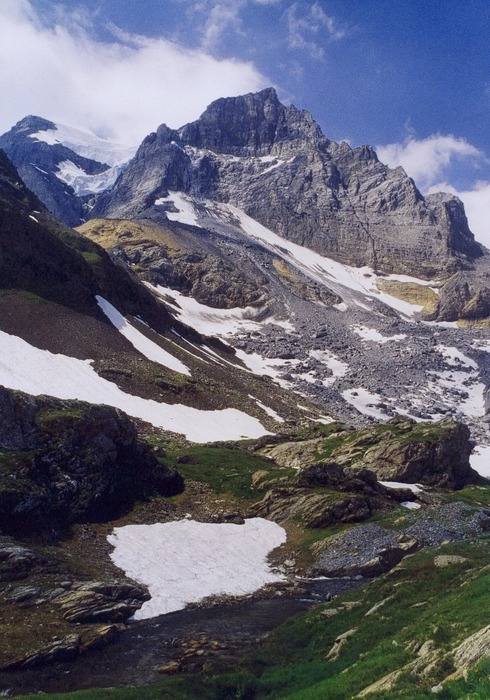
[35,407,85,432]
[0,289,47,303]
[81,250,104,267]
[160,444,295,501]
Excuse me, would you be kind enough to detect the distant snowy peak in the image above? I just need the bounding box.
[28,120,136,168]
[0,115,137,225]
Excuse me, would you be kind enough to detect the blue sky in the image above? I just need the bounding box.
[1,0,489,245]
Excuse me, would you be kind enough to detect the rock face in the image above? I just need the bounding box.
[0,387,183,535]
[249,464,413,528]
[356,420,476,488]
[92,88,483,281]
[55,581,149,623]
[318,418,478,489]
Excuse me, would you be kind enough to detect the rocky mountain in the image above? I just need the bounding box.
[0,116,135,226]
[92,88,484,279]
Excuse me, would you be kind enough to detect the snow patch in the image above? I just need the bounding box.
[150,284,293,336]
[251,397,285,423]
[155,191,199,226]
[470,446,490,478]
[56,160,124,196]
[29,122,136,167]
[107,518,287,618]
[341,388,388,419]
[96,296,190,376]
[379,481,424,493]
[0,330,270,442]
[352,325,407,344]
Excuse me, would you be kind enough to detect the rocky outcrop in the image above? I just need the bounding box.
[249,466,412,528]
[317,418,479,489]
[357,420,476,488]
[77,217,269,309]
[0,544,41,581]
[92,88,485,285]
[0,387,183,535]
[55,581,149,623]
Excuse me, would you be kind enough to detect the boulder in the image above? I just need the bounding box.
[0,544,41,581]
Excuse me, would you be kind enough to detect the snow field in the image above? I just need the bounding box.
[352,325,407,344]
[0,330,270,442]
[155,191,199,226]
[107,518,287,619]
[469,446,490,478]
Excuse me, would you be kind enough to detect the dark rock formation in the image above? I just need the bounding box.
[0,386,183,535]
[357,420,477,488]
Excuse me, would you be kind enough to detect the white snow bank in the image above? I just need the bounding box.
[309,349,349,380]
[401,501,421,510]
[380,481,424,493]
[150,284,293,336]
[155,191,199,226]
[341,388,388,419]
[96,296,190,376]
[107,518,286,619]
[470,446,490,478]
[0,330,270,442]
[352,325,407,344]
[56,160,124,196]
[252,398,285,423]
[437,345,478,370]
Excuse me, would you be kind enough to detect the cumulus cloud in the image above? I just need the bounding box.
[377,134,482,191]
[287,1,346,59]
[0,0,269,144]
[377,134,490,248]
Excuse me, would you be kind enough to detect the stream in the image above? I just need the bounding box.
[1,577,363,697]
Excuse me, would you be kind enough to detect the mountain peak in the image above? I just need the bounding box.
[178,87,325,157]
[11,115,57,134]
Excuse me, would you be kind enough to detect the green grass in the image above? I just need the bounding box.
[161,444,295,500]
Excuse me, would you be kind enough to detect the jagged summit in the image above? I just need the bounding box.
[90,89,483,282]
[178,87,327,157]
[10,115,57,133]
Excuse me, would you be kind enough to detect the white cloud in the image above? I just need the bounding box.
[377,134,490,249]
[286,1,345,59]
[377,135,482,191]
[0,0,269,144]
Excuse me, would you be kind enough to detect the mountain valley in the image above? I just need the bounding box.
[0,89,489,699]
